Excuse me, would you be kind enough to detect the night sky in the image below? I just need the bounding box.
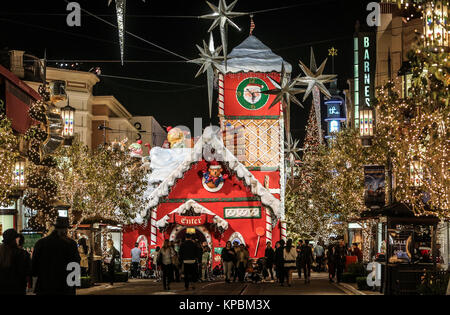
[0,0,374,143]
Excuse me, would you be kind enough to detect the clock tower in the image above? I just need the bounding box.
[217,35,291,241]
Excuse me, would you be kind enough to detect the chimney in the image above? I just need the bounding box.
[9,50,25,78]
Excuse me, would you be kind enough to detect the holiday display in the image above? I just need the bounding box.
[199,0,246,69]
[167,127,186,148]
[188,33,224,119]
[202,160,229,192]
[129,140,144,158]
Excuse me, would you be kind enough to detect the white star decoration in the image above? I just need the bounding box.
[188,33,224,119]
[199,0,246,69]
[262,63,305,110]
[295,47,336,101]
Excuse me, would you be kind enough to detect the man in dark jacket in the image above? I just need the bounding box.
[264,241,275,281]
[0,229,31,295]
[296,240,303,279]
[334,240,348,283]
[273,240,285,285]
[300,240,314,283]
[32,217,81,295]
[179,234,200,290]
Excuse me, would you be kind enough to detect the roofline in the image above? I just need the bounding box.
[92,95,133,119]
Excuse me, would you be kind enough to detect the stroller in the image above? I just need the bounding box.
[246,258,264,283]
[140,256,155,279]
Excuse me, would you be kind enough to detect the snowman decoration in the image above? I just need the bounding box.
[202,161,228,193]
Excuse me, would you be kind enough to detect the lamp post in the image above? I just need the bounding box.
[359,109,375,147]
[12,157,26,190]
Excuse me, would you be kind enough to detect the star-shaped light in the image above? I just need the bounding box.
[328,47,338,57]
[285,133,302,165]
[108,0,146,65]
[188,33,224,119]
[199,0,246,68]
[295,47,337,101]
[262,63,305,110]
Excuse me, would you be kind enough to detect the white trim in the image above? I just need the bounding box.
[228,232,246,245]
[155,199,229,231]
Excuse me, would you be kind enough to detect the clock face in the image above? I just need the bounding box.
[236,77,269,110]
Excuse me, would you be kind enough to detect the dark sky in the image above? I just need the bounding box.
[0,0,374,142]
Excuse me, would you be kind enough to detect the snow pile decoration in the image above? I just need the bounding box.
[219,35,292,74]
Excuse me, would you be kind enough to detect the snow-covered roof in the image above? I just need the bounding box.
[218,35,292,74]
[156,199,229,231]
[139,126,282,220]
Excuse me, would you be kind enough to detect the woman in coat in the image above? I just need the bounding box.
[221,241,235,283]
[78,238,89,277]
[105,239,119,286]
[159,239,175,290]
[283,239,297,287]
[273,240,285,285]
[264,241,275,281]
[327,244,336,282]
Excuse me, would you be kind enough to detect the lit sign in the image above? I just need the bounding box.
[354,33,376,128]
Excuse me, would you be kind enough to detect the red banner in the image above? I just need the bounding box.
[175,214,207,226]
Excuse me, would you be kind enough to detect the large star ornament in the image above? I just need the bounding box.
[199,0,246,69]
[188,33,224,119]
[295,47,337,101]
[262,63,305,110]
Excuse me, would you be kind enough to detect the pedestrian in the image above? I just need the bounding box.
[351,243,363,263]
[130,242,141,279]
[78,238,89,277]
[16,233,33,293]
[300,240,314,284]
[221,241,235,283]
[159,240,175,290]
[274,240,285,285]
[296,240,303,279]
[0,229,31,295]
[283,239,297,287]
[232,241,240,282]
[334,240,347,283]
[314,242,325,272]
[179,233,199,290]
[327,244,336,282]
[201,242,211,281]
[151,246,161,281]
[171,241,181,282]
[264,241,275,281]
[237,244,249,282]
[105,239,119,287]
[32,218,81,295]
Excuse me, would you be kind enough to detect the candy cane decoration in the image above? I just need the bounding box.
[264,176,273,244]
[281,220,287,241]
[150,208,157,246]
[218,73,225,116]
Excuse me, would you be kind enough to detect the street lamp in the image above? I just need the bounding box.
[61,99,76,145]
[359,109,374,146]
[54,201,70,218]
[424,0,449,49]
[12,157,26,189]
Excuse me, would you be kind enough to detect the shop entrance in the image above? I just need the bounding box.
[175,227,207,244]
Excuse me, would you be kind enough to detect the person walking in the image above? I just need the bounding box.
[78,238,89,277]
[300,240,314,284]
[335,240,348,283]
[351,243,363,263]
[105,239,119,287]
[32,218,81,295]
[296,240,303,279]
[274,240,285,285]
[201,243,211,281]
[0,229,31,295]
[159,240,175,290]
[283,239,297,287]
[237,244,249,282]
[170,241,181,282]
[221,241,235,283]
[314,242,325,272]
[264,241,275,281]
[327,244,336,283]
[151,246,161,281]
[130,242,141,279]
[231,241,240,282]
[179,234,199,290]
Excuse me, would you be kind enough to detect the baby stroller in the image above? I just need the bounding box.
[140,256,155,279]
[246,258,263,283]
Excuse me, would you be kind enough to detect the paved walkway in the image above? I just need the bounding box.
[78,272,348,295]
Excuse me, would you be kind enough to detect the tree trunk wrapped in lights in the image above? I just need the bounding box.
[0,108,19,206]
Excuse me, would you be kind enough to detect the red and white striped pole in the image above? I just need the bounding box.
[218,73,225,116]
[150,208,157,246]
[281,220,287,242]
